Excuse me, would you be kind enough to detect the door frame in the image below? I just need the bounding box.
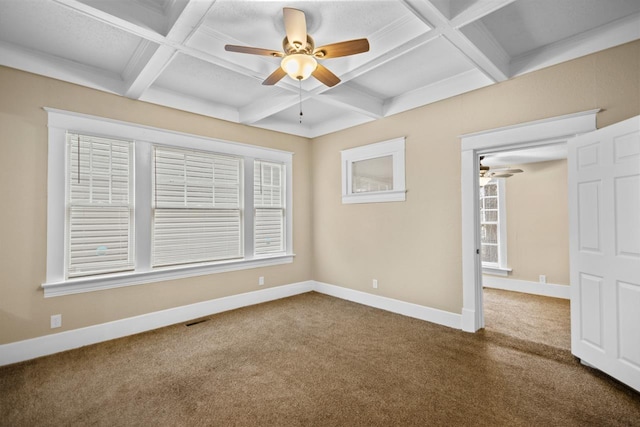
[459,109,600,332]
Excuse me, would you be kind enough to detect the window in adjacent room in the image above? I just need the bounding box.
[479,179,509,275]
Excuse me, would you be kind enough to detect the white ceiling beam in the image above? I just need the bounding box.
[252,120,314,139]
[318,84,384,119]
[238,92,307,125]
[457,21,510,80]
[449,0,517,29]
[384,69,493,116]
[52,0,167,45]
[338,30,443,83]
[124,45,177,98]
[123,0,218,99]
[308,115,376,139]
[401,0,510,82]
[510,11,640,77]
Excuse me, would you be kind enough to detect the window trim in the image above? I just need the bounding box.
[341,137,406,204]
[43,108,294,297]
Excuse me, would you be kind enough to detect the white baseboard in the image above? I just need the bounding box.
[0,281,314,367]
[482,276,570,299]
[313,281,462,330]
[1,280,464,366]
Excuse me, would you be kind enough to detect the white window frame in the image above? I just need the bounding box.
[479,180,510,276]
[43,108,293,297]
[341,137,406,204]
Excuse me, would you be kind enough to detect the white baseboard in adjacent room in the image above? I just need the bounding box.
[313,281,462,330]
[0,281,314,367]
[482,276,570,299]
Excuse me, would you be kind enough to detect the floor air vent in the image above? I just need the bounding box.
[185,318,210,327]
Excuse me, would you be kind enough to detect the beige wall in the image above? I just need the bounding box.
[312,40,639,314]
[504,160,569,285]
[0,66,313,344]
[1,40,638,346]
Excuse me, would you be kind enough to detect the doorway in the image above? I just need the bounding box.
[459,109,599,332]
[479,147,571,349]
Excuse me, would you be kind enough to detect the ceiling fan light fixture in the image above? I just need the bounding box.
[281,54,317,80]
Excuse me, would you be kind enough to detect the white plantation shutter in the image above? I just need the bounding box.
[153,147,242,267]
[254,160,285,255]
[67,133,134,278]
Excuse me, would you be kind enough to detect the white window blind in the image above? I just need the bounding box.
[152,147,242,267]
[67,133,134,278]
[254,160,285,255]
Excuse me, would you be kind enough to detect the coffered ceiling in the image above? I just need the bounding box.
[1,0,638,138]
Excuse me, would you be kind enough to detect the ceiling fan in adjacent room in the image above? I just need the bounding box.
[224,7,369,87]
[479,156,523,185]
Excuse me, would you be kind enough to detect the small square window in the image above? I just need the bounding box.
[352,155,394,193]
[341,137,406,204]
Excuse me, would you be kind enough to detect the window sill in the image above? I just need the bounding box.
[41,254,295,298]
[342,190,406,204]
[482,266,512,277]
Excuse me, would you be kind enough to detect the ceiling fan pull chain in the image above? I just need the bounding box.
[77,134,81,184]
[299,79,303,124]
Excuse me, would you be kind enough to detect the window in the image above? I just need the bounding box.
[254,160,285,255]
[67,133,134,277]
[479,180,509,275]
[44,108,293,297]
[152,147,242,267]
[341,137,406,204]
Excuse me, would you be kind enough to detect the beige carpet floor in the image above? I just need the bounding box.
[483,287,571,350]
[1,292,639,426]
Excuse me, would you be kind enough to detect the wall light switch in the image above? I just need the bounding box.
[258,276,265,286]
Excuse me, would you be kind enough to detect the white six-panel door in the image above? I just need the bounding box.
[568,115,640,392]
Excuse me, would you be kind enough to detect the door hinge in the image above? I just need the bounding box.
[476,249,480,255]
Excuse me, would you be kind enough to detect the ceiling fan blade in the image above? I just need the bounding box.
[314,38,370,59]
[225,45,283,57]
[490,173,513,178]
[491,168,523,174]
[283,8,307,47]
[312,64,340,87]
[262,67,287,86]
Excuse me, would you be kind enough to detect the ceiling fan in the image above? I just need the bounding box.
[479,156,523,185]
[224,7,370,87]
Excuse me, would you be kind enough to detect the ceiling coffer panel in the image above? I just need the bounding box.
[153,53,289,109]
[0,0,143,76]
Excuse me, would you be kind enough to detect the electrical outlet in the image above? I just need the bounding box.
[51,314,62,329]
[372,279,378,289]
[258,276,264,286]
[539,275,547,284]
